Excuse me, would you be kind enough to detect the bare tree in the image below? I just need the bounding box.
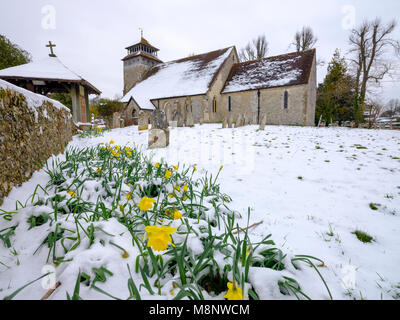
[292,26,318,52]
[383,98,400,117]
[239,35,268,62]
[364,98,384,128]
[348,18,400,125]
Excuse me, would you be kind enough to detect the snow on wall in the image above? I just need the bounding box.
[0,79,71,118]
[122,47,233,110]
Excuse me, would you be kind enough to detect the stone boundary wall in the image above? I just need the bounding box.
[0,86,73,205]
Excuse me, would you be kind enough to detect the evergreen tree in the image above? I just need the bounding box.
[316,49,355,125]
[0,34,31,70]
[49,92,72,111]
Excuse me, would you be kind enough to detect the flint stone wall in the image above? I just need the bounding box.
[0,87,73,205]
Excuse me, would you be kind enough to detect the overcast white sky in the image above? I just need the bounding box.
[1,0,399,102]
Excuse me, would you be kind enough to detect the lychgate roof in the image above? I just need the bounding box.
[0,56,101,95]
[122,47,234,110]
[222,49,316,94]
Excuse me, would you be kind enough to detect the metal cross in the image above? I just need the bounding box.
[46,41,56,57]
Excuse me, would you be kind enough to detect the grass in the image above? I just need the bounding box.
[0,142,331,301]
[369,203,380,211]
[353,230,374,243]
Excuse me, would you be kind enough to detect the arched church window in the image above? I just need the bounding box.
[284,91,289,109]
[213,97,217,113]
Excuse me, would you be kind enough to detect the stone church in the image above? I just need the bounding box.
[121,37,316,127]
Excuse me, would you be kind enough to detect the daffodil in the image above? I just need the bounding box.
[138,197,156,211]
[110,140,115,145]
[168,193,175,199]
[126,192,132,200]
[173,165,178,171]
[172,209,182,220]
[164,170,172,179]
[126,151,132,157]
[114,145,120,151]
[67,190,76,198]
[224,282,243,300]
[193,166,197,172]
[96,168,102,174]
[183,184,188,192]
[174,185,181,191]
[155,162,160,168]
[144,225,177,252]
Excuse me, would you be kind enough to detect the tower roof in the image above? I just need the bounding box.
[125,37,159,52]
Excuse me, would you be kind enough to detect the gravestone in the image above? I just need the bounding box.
[185,111,195,127]
[259,114,267,131]
[242,114,247,127]
[235,114,242,128]
[138,111,149,131]
[222,118,228,129]
[177,113,185,127]
[203,112,210,123]
[148,129,170,149]
[152,108,168,129]
[112,112,121,129]
[148,109,170,149]
[228,115,233,128]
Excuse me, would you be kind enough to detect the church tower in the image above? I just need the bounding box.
[122,36,162,94]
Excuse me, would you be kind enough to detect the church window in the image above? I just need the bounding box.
[284,91,289,109]
[228,96,232,112]
[212,97,217,113]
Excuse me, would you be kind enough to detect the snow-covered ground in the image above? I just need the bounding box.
[1,124,399,300]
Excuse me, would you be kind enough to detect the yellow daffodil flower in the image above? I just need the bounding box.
[138,197,156,211]
[193,166,197,172]
[145,225,177,252]
[126,192,132,200]
[127,151,132,157]
[173,165,178,171]
[164,170,172,179]
[110,140,115,145]
[224,282,243,300]
[96,168,102,174]
[174,185,181,192]
[155,162,160,168]
[183,184,188,192]
[172,209,182,220]
[67,190,76,198]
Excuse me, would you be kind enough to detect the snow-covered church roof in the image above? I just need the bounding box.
[122,47,234,110]
[0,56,101,95]
[222,49,316,94]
